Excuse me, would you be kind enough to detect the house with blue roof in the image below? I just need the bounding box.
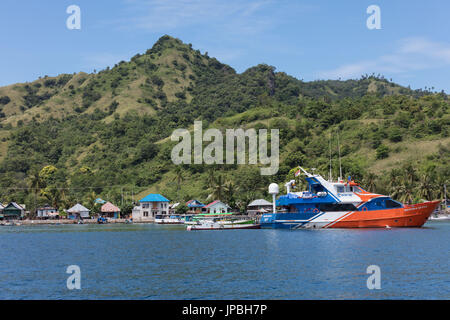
[186,199,205,214]
[132,193,170,221]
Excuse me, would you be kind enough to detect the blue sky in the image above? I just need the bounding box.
[1,0,449,91]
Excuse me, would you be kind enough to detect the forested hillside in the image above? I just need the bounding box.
[0,35,448,215]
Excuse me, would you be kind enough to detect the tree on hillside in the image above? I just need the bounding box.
[173,166,184,191]
[363,172,378,193]
[209,174,225,201]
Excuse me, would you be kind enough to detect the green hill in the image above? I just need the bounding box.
[0,35,448,215]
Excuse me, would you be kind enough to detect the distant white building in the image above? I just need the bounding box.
[132,194,170,221]
[203,200,231,214]
[37,205,58,219]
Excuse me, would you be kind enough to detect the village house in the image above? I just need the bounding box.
[186,200,205,214]
[169,202,180,214]
[67,203,90,219]
[132,193,170,221]
[203,200,231,214]
[0,202,5,220]
[1,202,25,220]
[37,205,59,219]
[247,199,273,216]
[101,202,121,219]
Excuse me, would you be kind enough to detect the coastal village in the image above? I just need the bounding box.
[1,182,449,227]
[0,193,274,225]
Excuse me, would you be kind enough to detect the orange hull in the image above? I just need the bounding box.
[330,200,440,228]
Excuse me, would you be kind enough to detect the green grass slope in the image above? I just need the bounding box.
[0,35,448,215]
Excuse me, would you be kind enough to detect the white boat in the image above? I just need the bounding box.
[186,220,261,231]
[155,215,184,224]
[429,214,450,220]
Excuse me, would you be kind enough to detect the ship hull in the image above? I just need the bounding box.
[260,200,440,229]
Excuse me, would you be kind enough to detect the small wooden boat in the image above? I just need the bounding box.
[97,217,108,224]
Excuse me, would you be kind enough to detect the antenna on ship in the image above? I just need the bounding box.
[337,129,342,181]
[328,132,333,182]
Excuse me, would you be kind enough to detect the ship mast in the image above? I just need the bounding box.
[337,129,342,181]
[328,132,332,182]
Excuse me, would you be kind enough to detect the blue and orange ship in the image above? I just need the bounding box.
[260,167,440,229]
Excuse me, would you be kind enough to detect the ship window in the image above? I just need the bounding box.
[385,199,402,208]
[336,186,344,193]
[319,203,357,212]
[352,186,362,193]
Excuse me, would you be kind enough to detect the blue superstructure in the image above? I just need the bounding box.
[260,167,372,229]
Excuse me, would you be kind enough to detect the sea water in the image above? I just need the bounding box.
[0,221,448,299]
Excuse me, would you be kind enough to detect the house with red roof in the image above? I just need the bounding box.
[203,200,231,214]
[101,202,121,219]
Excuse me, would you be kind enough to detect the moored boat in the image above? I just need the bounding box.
[97,217,108,224]
[155,214,184,224]
[261,166,440,229]
[187,221,261,231]
[429,213,450,220]
[184,213,256,226]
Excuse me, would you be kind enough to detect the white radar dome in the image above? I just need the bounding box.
[268,183,279,195]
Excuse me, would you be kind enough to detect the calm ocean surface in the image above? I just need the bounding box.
[0,221,449,300]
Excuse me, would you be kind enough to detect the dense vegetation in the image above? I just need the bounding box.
[0,35,448,216]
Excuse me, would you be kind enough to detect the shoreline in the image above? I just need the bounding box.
[0,218,155,226]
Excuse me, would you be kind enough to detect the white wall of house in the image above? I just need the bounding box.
[205,202,230,214]
[132,201,169,221]
[37,208,57,218]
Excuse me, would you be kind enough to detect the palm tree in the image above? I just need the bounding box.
[29,168,44,216]
[397,182,414,204]
[173,166,184,191]
[41,187,62,209]
[415,171,434,201]
[388,168,402,199]
[363,172,378,193]
[29,168,43,194]
[388,168,413,203]
[403,163,417,187]
[223,180,238,208]
[209,174,225,200]
[234,190,260,214]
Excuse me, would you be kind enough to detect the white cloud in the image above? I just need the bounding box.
[120,0,273,34]
[318,37,450,79]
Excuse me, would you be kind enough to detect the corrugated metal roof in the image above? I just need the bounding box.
[5,202,24,210]
[139,194,170,202]
[248,199,272,207]
[67,203,90,213]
